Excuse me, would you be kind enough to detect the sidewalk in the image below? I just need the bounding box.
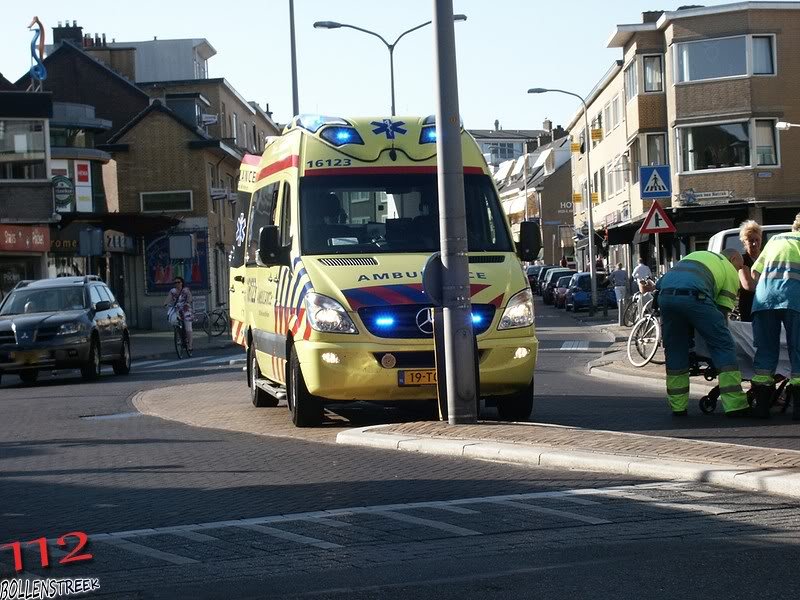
[337,420,800,499]
[129,330,236,360]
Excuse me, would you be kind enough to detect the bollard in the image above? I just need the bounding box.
[618,295,626,326]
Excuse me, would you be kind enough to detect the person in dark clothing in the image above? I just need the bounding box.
[736,220,763,322]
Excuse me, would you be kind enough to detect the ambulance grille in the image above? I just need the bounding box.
[468,255,505,264]
[318,257,379,267]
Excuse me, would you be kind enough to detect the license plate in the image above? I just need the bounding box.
[398,369,438,386]
[11,351,44,365]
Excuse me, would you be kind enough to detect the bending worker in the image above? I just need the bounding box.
[744,213,800,420]
[657,249,750,417]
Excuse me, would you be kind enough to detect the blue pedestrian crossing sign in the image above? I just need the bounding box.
[639,165,672,199]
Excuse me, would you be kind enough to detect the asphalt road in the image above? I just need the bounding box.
[2,311,800,599]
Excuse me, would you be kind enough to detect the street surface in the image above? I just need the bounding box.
[2,303,800,598]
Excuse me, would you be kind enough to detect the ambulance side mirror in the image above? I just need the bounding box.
[517,221,542,262]
[257,225,281,267]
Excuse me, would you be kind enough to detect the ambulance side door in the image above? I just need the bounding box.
[244,182,280,374]
[228,190,250,342]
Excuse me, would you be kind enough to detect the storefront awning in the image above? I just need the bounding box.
[56,212,180,236]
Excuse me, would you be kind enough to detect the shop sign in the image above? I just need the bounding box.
[104,230,135,254]
[52,175,75,210]
[51,237,79,253]
[678,188,733,205]
[0,225,50,252]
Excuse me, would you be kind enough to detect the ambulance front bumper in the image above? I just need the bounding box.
[295,335,537,401]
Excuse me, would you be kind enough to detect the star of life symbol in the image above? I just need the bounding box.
[235,213,247,247]
[371,119,407,140]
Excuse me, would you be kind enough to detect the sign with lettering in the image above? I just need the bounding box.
[0,225,50,252]
[104,230,135,254]
[52,175,75,210]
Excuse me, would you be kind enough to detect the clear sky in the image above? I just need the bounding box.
[2,0,734,130]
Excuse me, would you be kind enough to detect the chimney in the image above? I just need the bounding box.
[52,20,84,46]
[494,119,500,131]
[641,11,664,23]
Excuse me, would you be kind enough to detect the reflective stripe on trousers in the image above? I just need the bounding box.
[666,370,690,412]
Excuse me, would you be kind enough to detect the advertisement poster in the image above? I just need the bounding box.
[145,230,209,294]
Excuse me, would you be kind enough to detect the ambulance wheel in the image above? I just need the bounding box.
[496,380,534,422]
[249,344,278,408]
[288,346,324,427]
[699,395,717,414]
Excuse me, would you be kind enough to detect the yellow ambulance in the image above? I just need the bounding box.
[229,115,541,427]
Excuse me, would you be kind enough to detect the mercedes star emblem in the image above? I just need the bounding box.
[415,308,434,335]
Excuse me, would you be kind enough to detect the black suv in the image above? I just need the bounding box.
[0,276,131,384]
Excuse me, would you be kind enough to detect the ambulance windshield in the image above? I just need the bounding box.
[299,173,512,255]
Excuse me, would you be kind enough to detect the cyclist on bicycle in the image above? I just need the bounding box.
[164,276,193,352]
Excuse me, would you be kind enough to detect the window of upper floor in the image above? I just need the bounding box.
[643,55,664,93]
[611,95,621,130]
[645,133,667,166]
[624,62,638,102]
[140,190,193,213]
[677,118,779,173]
[0,119,48,181]
[50,127,94,149]
[675,34,776,84]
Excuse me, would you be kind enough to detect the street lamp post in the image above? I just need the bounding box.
[289,0,299,116]
[314,15,467,116]
[528,87,598,315]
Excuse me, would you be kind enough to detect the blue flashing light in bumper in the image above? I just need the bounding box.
[375,316,395,328]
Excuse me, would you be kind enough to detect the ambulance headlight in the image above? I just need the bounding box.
[498,289,534,330]
[304,293,358,334]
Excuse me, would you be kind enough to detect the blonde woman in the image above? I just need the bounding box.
[737,220,763,322]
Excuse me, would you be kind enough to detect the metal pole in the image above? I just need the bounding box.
[523,153,529,221]
[655,232,661,278]
[433,0,477,424]
[582,103,598,316]
[389,46,396,116]
[289,0,300,116]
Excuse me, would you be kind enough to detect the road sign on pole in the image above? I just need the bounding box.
[639,165,672,199]
[639,200,676,235]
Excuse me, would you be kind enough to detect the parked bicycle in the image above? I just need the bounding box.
[195,303,230,338]
[622,277,657,327]
[627,291,662,367]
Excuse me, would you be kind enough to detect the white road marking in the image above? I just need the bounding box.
[598,491,732,515]
[299,517,351,528]
[168,530,221,542]
[101,538,198,565]
[432,504,480,515]
[375,511,482,536]
[131,359,168,368]
[490,500,611,525]
[201,354,246,365]
[236,523,342,549]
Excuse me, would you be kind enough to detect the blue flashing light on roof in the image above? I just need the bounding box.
[320,126,365,147]
[419,126,437,144]
[375,316,395,328]
[296,114,349,133]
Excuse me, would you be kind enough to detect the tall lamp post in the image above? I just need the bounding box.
[289,0,299,116]
[528,87,598,315]
[314,14,467,116]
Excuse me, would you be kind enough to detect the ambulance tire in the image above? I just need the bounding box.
[288,346,324,427]
[496,380,534,422]
[249,344,279,408]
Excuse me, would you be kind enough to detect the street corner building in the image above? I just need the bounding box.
[565,2,800,275]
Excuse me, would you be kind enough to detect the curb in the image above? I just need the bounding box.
[336,427,800,500]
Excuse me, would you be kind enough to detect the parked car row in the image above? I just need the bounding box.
[528,265,617,312]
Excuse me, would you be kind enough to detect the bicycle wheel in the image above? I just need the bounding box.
[209,310,228,337]
[623,298,638,327]
[174,326,186,359]
[627,315,661,367]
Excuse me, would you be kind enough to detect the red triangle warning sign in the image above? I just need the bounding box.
[639,200,676,234]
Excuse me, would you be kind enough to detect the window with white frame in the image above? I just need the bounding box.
[625,62,638,101]
[140,191,193,212]
[613,156,624,192]
[646,133,667,165]
[678,119,778,172]
[599,166,606,201]
[643,55,664,92]
[611,96,621,129]
[676,35,775,83]
[755,120,778,165]
[603,103,612,133]
[606,162,615,197]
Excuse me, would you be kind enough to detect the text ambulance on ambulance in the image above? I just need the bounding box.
[229,115,541,427]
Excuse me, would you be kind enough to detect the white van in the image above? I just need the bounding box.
[707,224,791,254]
